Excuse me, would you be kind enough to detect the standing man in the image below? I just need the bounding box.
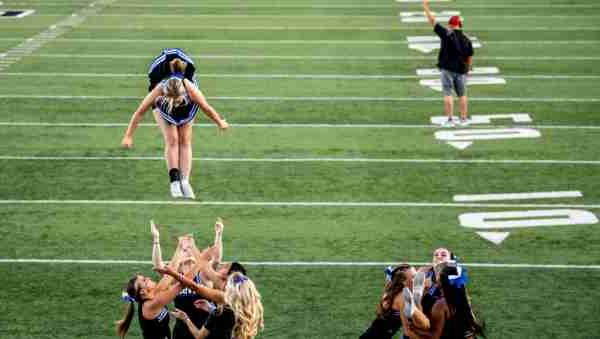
[423,0,473,126]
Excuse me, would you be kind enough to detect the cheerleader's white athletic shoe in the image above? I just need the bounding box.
[412,271,426,307]
[402,287,415,319]
[170,180,184,198]
[180,178,196,199]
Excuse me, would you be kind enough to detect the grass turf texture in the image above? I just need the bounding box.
[1,0,600,338]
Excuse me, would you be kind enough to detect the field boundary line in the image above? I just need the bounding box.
[2,156,600,165]
[1,122,600,129]
[0,258,598,269]
[1,200,600,208]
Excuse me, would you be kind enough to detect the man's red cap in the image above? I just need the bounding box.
[448,16,462,28]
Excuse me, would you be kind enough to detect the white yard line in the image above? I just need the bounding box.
[1,200,600,208]
[2,72,598,80]
[0,95,598,102]
[47,14,600,18]
[0,0,115,72]
[2,122,600,129]
[2,38,599,47]
[13,53,600,61]
[15,24,600,31]
[1,156,600,165]
[0,258,598,269]
[13,3,600,8]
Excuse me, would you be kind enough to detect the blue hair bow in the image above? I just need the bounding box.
[448,265,469,288]
[170,72,184,79]
[121,291,136,303]
[384,266,394,282]
[233,275,248,285]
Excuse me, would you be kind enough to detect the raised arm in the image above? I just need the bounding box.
[423,0,436,26]
[151,220,164,269]
[155,265,226,304]
[212,218,224,265]
[183,79,229,130]
[171,309,209,339]
[121,86,162,148]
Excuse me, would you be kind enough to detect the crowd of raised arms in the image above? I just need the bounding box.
[360,248,485,339]
[116,219,264,339]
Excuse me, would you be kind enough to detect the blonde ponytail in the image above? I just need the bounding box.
[169,58,187,74]
[162,78,186,113]
[225,273,264,339]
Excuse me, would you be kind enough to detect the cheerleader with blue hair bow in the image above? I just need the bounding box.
[155,267,264,339]
[409,262,486,339]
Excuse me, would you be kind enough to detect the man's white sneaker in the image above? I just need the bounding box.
[402,287,415,319]
[459,117,471,127]
[442,119,455,127]
[180,179,196,199]
[170,180,184,198]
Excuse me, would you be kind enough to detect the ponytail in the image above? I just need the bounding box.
[116,276,140,338]
[169,58,187,74]
[116,302,135,338]
[376,264,411,318]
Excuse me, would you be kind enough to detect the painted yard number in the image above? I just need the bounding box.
[456,191,599,244]
[431,113,541,149]
[417,67,506,92]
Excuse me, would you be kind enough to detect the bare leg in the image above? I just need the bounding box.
[444,96,454,120]
[178,121,194,179]
[459,96,468,120]
[153,110,180,171]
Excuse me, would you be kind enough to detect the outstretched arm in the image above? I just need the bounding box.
[212,218,224,265]
[151,220,164,269]
[121,86,162,148]
[423,0,436,26]
[155,266,226,304]
[143,281,183,319]
[183,79,229,130]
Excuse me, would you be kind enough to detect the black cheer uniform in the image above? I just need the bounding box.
[173,274,212,339]
[360,310,405,339]
[148,48,196,91]
[138,302,171,339]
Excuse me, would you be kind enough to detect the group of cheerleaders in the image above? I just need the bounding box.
[117,219,264,339]
[117,49,484,339]
[361,248,485,339]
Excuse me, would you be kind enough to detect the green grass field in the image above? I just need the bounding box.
[1,0,600,338]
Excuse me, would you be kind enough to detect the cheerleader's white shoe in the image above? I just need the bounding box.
[170,180,184,198]
[180,179,196,199]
